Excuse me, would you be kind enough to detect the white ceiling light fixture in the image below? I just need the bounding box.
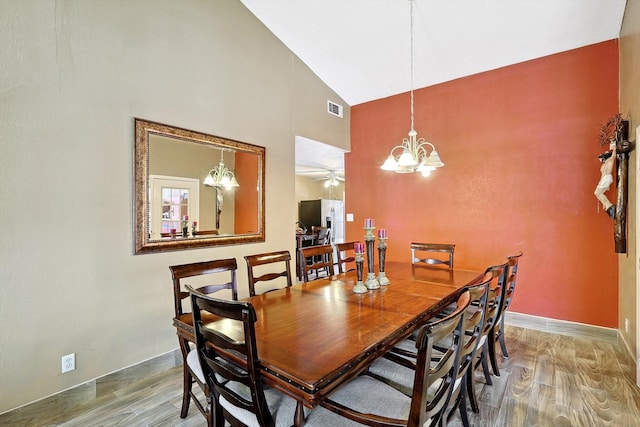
[324,177,340,187]
[204,150,240,190]
[320,170,344,187]
[380,0,444,177]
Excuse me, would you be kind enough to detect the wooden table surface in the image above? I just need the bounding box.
[245,261,484,413]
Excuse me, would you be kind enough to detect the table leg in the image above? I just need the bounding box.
[294,401,304,427]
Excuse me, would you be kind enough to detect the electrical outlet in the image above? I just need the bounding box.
[624,318,629,333]
[61,353,75,373]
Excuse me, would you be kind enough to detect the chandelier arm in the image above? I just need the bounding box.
[414,145,428,162]
[388,144,411,157]
[415,140,435,151]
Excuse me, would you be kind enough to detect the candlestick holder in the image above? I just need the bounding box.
[364,227,380,290]
[353,251,367,293]
[377,237,389,286]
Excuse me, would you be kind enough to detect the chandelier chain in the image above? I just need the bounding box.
[410,0,415,132]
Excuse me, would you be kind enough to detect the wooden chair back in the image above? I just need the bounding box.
[189,288,276,427]
[410,291,469,426]
[482,262,508,339]
[335,241,358,273]
[168,258,238,420]
[446,270,494,422]
[411,242,455,268]
[488,252,523,376]
[169,258,239,339]
[244,250,293,297]
[467,261,509,413]
[194,229,219,236]
[299,244,335,282]
[499,252,523,319]
[313,226,332,244]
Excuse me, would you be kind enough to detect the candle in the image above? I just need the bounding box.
[183,215,189,221]
[354,242,365,253]
[364,218,375,228]
[378,229,387,238]
[192,221,197,226]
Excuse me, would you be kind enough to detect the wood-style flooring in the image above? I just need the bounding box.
[1,325,639,427]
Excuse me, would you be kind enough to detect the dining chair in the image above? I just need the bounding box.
[488,252,523,376]
[369,274,492,427]
[316,290,470,427]
[444,272,493,427]
[187,286,307,427]
[335,241,358,273]
[244,250,293,297]
[168,258,238,421]
[299,244,335,282]
[468,262,508,415]
[411,242,455,268]
[313,225,332,245]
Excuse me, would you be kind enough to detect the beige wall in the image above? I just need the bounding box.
[0,0,349,413]
[619,0,640,364]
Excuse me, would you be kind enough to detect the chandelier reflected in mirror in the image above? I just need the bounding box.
[380,0,444,177]
[204,150,240,190]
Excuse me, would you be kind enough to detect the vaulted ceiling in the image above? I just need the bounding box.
[239,0,627,174]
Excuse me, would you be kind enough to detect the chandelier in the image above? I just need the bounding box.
[380,0,444,177]
[203,150,239,190]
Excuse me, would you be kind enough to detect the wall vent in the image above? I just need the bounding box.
[327,100,343,118]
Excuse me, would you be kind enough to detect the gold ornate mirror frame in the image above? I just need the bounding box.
[134,118,265,254]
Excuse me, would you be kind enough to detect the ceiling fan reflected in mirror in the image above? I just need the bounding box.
[317,170,344,187]
[295,167,345,186]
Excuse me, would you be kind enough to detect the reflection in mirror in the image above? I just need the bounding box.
[135,118,265,253]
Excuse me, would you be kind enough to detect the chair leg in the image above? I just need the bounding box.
[480,344,493,386]
[214,399,225,427]
[465,369,479,414]
[178,339,192,418]
[458,381,472,427]
[180,363,193,418]
[488,327,501,377]
[499,317,509,357]
[205,395,214,427]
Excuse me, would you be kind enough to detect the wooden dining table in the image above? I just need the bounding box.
[243,261,485,426]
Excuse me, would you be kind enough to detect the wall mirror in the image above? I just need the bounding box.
[134,118,265,254]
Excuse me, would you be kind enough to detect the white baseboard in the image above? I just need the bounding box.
[617,328,639,385]
[504,311,618,344]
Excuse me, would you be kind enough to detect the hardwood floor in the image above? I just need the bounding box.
[459,326,640,427]
[2,325,639,427]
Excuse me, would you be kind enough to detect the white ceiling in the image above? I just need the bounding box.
[240,0,627,173]
[294,136,347,177]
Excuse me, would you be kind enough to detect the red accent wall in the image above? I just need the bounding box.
[347,41,620,327]
[234,152,259,234]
